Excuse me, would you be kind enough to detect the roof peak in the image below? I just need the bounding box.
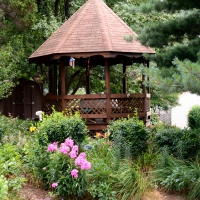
[29,0,155,61]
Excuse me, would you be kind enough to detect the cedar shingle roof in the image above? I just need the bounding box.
[29,0,155,61]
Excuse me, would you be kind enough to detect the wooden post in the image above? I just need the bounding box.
[53,62,57,95]
[60,59,65,111]
[39,65,43,95]
[48,66,53,94]
[142,74,146,93]
[86,58,90,94]
[142,60,147,94]
[65,65,68,94]
[122,62,127,94]
[147,61,150,93]
[105,58,111,123]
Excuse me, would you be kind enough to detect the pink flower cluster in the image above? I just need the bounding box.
[47,142,58,152]
[75,152,91,170]
[52,182,58,188]
[47,138,91,179]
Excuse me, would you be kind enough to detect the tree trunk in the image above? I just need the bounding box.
[55,0,60,17]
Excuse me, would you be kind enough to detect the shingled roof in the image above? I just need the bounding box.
[29,0,155,62]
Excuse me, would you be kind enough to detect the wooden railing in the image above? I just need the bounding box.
[42,93,150,120]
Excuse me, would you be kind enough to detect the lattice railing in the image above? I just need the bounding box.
[42,98,62,115]
[111,98,144,113]
[42,94,150,117]
[66,98,106,114]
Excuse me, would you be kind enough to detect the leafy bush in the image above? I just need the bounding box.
[23,136,50,188]
[0,175,8,200]
[153,125,200,159]
[0,143,26,198]
[37,110,88,145]
[152,152,200,199]
[188,105,200,129]
[86,137,150,200]
[113,160,148,200]
[86,138,117,199]
[46,138,91,198]
[108,116,149,158]
[0,115,32,145]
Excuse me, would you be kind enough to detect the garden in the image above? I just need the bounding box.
[0,105,200,200]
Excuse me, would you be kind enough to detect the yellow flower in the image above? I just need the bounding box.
[29,126,36,132]
[95,132,104,138]
[104,132,110,139]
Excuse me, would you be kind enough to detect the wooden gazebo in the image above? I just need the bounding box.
[29,0,155,131]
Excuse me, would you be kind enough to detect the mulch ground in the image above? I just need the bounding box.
[18,183,186,200]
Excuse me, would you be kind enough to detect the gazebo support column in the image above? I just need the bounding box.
[147,61,150,93]
[86,58,90,94]
[142,60,147,94]
[53,63,57,95]
[123,62,127,94]
[48,66,53,94]
[105,58,111,123]
[60,59,66,111]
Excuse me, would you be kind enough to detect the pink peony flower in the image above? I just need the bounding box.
[52,182,58,188]
[71,169,79,178]
[47,142,58,152]
[65,138,74,147]
[80,160,91,170]
[72,145,79,154]
[42,167,46,170]
[69,150,77,159]
[74,156,84,166]
[59,143,70,154]
[78,152,86,159]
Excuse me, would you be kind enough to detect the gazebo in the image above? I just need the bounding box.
[29,0,155,131]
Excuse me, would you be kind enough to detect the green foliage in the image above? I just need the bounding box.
[46,138,90,198]
[0,0,37,31]
[152,152,200,199]
[0,175,8,200]
[113,160,148,200]
[23,135,50,188]
[188,105,200,130]
[151,152,190,192]
[108,116,149,158]
[86,138,117,199]
[86,137,150,200]
[0,14,61,98]
[0,115,32,145]
[0,143,26,197]
[37,110,88,145]
[172,56,200,95]
[153,125,200,159]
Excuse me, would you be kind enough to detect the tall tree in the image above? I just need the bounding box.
[114,0,200,109]
[135,0,200,93]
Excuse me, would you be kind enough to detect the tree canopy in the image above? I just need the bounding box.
[0,0,199,111]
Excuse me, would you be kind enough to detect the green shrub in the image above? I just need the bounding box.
[153,125,200,159]
[86,138,117,199]
[152,152,200,199]
[46,138,90,198]
[108,116,149,158]
[0,115,32,145]
[23,136,50,188]
[113,160,148,200]
[0,143,26,198]
[151,152,190,192]
[0,175,8,200]
[37,110,88,145]
[188,105,200,129]
[86,137,150,200]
